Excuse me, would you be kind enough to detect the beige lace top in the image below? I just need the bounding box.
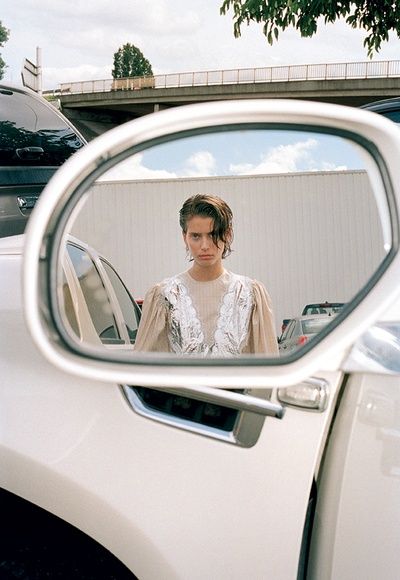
[134,269,278,356]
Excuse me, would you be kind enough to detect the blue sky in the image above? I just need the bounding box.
[102,129,366,180]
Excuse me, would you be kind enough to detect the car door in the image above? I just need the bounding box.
[65,240,139,349]
[124,369,343,578]
[279,319,298,354]
[96,256,141,344]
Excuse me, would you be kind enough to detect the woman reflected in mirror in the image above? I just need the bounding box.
[134,194,278,356]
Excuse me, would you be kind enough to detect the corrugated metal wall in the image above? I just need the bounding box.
[70,170,385,334]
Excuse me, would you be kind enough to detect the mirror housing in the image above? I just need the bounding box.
[23,99,400,388]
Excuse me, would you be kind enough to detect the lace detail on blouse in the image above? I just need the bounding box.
[161,273,254,356]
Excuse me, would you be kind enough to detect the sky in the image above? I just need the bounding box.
[101,129,364,180]
[1,0,400,91]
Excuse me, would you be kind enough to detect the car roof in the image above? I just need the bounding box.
[1,82,43,97]
[361,97,400,113]
[0,233,93,256]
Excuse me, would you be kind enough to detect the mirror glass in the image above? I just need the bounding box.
[57,126,390,361]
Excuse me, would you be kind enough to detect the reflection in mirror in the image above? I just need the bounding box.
[58,128,389,360]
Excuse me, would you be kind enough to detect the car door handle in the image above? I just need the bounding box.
[148,385,285,419]
[15,146,44,160]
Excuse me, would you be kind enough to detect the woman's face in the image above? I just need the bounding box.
[183,215,225,270]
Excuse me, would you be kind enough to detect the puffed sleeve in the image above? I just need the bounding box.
[245,281,279,355]
[134,284,170,352]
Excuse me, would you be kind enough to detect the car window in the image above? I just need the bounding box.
[281,320,295,341]
[61,269,80,338]
[301,317,333,335]
[0,87,84,167]
[100,259,140,344]
[66,243,121,343]
[302,303,344,316]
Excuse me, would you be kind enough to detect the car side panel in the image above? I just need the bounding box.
[308,373,400,579]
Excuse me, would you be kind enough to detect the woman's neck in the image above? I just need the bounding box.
[189,263,224,281]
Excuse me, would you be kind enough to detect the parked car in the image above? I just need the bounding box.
[0,83,86,237]
[301,302,345,316]
[361,97,400,125]
[3,234,141,347]
[2,99,400,579]
[63,235,141,346]
[278,314,336,354]
[280,317,292,335]
[0,233,141,577]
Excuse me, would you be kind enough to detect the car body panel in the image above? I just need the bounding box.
[308,372,400,580]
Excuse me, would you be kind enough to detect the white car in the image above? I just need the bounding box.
[279,314,337,354]
[2,98,400,580]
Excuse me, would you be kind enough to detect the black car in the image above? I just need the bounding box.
[361,97,400,125]
[0,84,86,237]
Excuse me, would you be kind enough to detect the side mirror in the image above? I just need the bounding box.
[23,99,400,388]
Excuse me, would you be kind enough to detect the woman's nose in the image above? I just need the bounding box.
[200,236,210,249]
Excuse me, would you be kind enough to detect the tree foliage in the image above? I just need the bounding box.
[220,0,400,57]
[0,21,10,80]
[112,43,153,79]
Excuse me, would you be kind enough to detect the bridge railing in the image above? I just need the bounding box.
[56,60,400,95]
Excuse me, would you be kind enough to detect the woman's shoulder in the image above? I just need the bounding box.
[146,272,186,292]
[227,271,270,299]
[159,271,188,291]
[227,270,261,288]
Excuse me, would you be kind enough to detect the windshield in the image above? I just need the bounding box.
[0,88,84,166]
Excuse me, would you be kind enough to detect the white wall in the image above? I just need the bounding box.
[71,170,385,334]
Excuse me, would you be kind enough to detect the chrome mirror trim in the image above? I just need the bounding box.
[343,322,400,374]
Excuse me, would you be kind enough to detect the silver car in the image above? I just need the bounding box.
[279,314,336,354]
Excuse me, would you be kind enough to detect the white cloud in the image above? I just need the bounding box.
[230,139,317,174]
[99,153,177,181]
[229,139,348,174]
[99,149,218,180]
[181,151,217,176]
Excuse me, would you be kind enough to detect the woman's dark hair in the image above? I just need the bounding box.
[179,194,233,258]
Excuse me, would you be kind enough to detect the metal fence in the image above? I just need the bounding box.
[55,60,400,96]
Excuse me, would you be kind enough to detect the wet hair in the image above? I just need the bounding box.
[179,194,233,258]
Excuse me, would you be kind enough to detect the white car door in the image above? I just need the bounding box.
[64,239,140,349]
[121,370,343,578]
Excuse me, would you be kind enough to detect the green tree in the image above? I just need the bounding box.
[0,21,10,80]
[220,0,400,57]
[112,43,153,78]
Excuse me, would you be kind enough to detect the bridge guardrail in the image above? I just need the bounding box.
[52,60,400,96]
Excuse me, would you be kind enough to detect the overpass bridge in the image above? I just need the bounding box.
[50,60,400,140]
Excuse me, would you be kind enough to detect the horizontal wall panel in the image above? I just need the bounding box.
[71,170,384,335]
